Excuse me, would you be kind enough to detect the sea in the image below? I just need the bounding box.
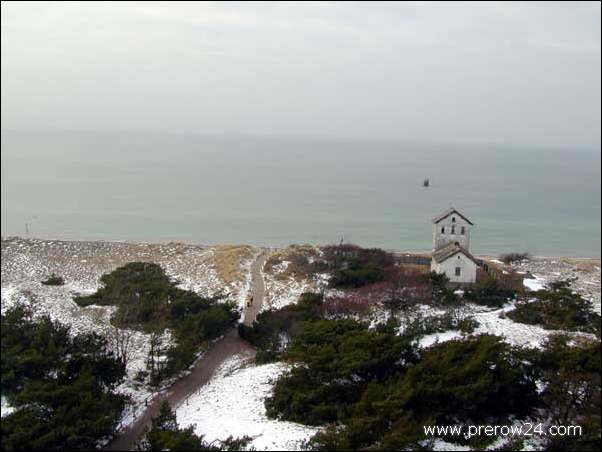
[1,130,600,257]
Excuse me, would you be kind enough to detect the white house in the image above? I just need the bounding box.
[431,207,478,284]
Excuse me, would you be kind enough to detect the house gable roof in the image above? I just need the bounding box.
[432,242,479,265]
[432,208,474,225]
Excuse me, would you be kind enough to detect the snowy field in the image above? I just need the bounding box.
[0,237,256,430]
[263,258,315,312]
[176,355,319,451]
[2,239,599,447]
[513,258,600,314]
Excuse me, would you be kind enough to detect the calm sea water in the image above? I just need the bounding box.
[1,131,600,257]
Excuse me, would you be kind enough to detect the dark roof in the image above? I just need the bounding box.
[432,242,479,265]
[432,208,474,225]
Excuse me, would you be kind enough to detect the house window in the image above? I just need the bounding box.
[451,226,455,234]
[455,267,461,276]
[452,217,456,223]
[441,227,445,234]
[461,226,465,235]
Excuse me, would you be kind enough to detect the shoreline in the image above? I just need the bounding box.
[2,235,600,262]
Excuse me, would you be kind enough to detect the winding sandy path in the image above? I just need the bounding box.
[244,252,267,326]
[105,251,267,450]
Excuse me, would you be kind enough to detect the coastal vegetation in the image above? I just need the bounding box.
[1,305,126,450]
[403,310,478,336]
[213,245,255,285]
[265,319,543,450]
[324,245,394,289]
[265,243,399,289]
[464,275,518,308]
[2,238,600,450]
[74,262,239,384]
[527,335,601,451]
[257,291,600,450]
[508,279,601,335]
[238,292,323,363]
[139,401,251,451]
[243,244,601,450]
[264,244,320,281]
[500,252,531,264]
[41,274,64,286]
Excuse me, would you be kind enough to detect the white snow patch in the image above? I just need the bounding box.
[1,395,15,418]
[470,303,596,348]
[419,330,464,348]
[429,439,471,451]
[176,355,319,451]
[523,275,547,292]
[263,274,313,312]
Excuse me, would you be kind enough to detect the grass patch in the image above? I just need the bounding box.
[264,245,321,281]
[214,245,255,285]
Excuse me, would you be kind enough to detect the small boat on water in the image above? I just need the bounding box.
[423,178,430,187]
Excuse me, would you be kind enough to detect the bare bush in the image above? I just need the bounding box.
[109,326,135,367]
[500,252,531,264]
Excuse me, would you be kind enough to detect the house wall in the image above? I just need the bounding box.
[431,252,477,284]
[433,214,472,251]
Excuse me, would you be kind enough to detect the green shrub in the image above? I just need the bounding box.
[265,319,416,426]
[465,275,516,308]
[507,280,600,334]
[140,401,251,451]
[1,306,126,450]
[524,335,601,451]
[74,262,239,383]
[267,325,540,450]
[403,311,479,339]
[322,244,394,289]
[330,266,384,288]
[238,292,323,360]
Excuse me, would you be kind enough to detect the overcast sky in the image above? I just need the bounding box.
[1,1,600,148]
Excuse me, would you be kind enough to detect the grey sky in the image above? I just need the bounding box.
[1,1,600,148]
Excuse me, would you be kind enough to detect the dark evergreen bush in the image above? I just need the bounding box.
[41,274,64,286]
[1,306,126,450]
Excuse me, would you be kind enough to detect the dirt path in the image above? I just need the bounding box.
[244,252,267,326]
[105,251,267,450]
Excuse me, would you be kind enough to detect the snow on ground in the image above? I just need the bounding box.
[427,439,471,451]
[263,261,314,312]
[419,330,464,348]
[232,252,256,312]
[176,355,319,451]
[513,258,600,314]
[471,305,552,348]
[1,281,170,430]
[261,246,329,313]
[0,237,255,431]
[471,303,597,348]
[412,301,599,350]
[1,395,15,418]
[523,275,547,292]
